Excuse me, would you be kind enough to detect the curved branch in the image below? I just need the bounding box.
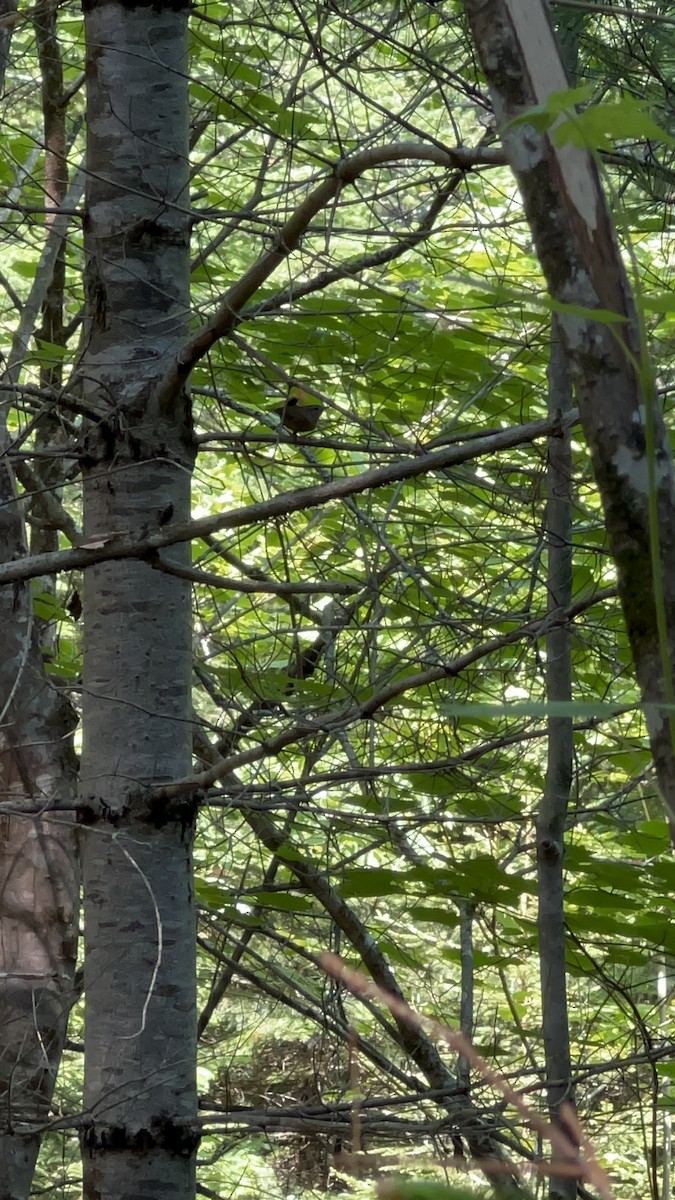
[153,140,505,414]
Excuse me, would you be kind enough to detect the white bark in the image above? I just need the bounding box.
[78,2,198,1195]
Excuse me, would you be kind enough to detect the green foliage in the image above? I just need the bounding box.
[5,1,675,1198]
[379,1183,484,1200]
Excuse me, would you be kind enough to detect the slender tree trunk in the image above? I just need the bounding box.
[457,900,474,1091]
[0,9,79,1194]
[78,2,198,1195]
[537,324,577,1200]
[0,0,16,96]
[0,453,79,1199]
[33,0,69,595]
[657,959,672,1200]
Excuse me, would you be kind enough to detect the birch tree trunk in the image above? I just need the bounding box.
[78,2,198,1195]
[463,0,675,839]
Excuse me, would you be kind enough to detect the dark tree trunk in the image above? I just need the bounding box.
[463,0,675,840]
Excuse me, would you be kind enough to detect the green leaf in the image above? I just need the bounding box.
[504,85,595,132]
[438,700,625,720]
[12,260,38,279]
[340,867,406,898]
[408,906,459,929]
[32,591,68,621]
[379,1182,482,1200]
[568,887,643,910]
[32,338,69,363]
[547,297,630,325]
[251,891,313,913]
[555,97,675,149]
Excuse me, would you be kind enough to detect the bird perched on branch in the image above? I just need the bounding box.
[276,386,323,434]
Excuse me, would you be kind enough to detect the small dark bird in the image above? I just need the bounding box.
[276,386,323,434]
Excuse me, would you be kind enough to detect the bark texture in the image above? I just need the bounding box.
[79,1,198,1196]
[463,0,675,836]
[0,453,78,1200]
[0,0,16,96]
[537,326,576,1200]
[0,14,79,1184]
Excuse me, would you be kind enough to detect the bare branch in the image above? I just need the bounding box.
[0,410,576,585]
[153,141,506,414]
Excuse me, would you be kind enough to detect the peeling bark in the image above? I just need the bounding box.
[463,0,675,838]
